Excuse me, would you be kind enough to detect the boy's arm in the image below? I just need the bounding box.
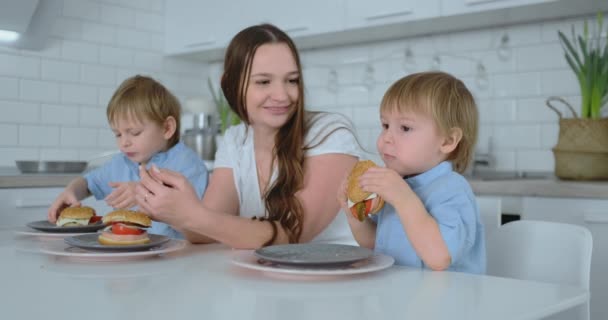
[47,177,91,222]
[393,193,451,271]
[346,213,376,249]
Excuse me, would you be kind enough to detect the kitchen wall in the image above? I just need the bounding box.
[0,0,207,166]
[0,0,599,173]
[208,14,597,173]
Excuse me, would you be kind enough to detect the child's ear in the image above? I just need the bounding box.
[163,116,177,140]
[440,127,463,154]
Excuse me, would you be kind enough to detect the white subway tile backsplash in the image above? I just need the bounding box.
[63,0,101,21]
[82,22,116,45]
[98,87,115,106]
[516,150,554,171]
[493,72,540,98]
[40,148,80,161]
[0,148,38,166]
[81,64,116,86]
[61,41,99,63]
[540,123,559,148]
[0,77,20,100]
[0,101,39,123]
[478,99,517,123]
[133,52,163,71]
[97,128,116,147]
[19,125,60,147]
[336,85,369,107]
[0,124,17,146]
[494,124,541,149]
[503,24,542,46]
[352,106,381,129]
[80,107,108,127]
[135,11,164,32]
[540,69,579,96]
[61,84,98,105]
[115,28,152,50]
[51,18,83,41]
[21,80,61,103]
[0,54,40,78]
[41,104,79,126]
[101,4,136,27]
[61,127,98,147]
[41,60,80,82]
[516,98,556,122]
[99,46,133,67]
[305,87,338,109]
[516,43,564,71]
[493,150,516,170]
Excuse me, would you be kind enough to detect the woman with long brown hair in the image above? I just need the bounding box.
[135,24,361,248]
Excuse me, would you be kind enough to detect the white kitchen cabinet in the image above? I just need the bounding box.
[520,197,608,320]
[345,0,440,29]
[441,0,556,16]
[165,0,344,56]
[0,188,113,228]
[165,0,256,55]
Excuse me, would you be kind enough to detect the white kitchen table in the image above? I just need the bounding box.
[0,229,588,320]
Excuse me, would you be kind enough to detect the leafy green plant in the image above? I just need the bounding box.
[558,12,608,119]
[207,78,241,134]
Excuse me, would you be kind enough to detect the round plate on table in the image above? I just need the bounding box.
[64,233,171,252]
[26,220,106,233]
[254,243,373,266]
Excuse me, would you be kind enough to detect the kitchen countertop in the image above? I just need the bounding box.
[1,166,607,199]
[468,177,608,199]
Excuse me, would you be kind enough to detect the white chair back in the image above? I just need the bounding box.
[487,220,592,320]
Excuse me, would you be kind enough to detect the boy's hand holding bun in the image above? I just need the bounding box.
[346,160,385,221]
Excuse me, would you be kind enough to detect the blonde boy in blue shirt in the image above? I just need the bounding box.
[48,75,208,238]
[339,71,485,274]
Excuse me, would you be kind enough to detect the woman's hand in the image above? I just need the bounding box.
[358,167,412,208]
[105,182,137,209]
[135,165,202,228]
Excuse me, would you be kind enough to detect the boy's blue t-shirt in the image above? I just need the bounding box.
[371,161,486,274]
[84,141,209,239]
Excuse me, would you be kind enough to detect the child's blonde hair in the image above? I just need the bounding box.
[107,75,181,147]
[380,71,478,173]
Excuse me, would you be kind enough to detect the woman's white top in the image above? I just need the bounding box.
[214,113,362,244]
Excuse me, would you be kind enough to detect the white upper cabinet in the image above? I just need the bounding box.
[165,0,256,55]
[441,0,557,16]
[345,0,440,28]
[165,0,608,60]
[247,0,344,37]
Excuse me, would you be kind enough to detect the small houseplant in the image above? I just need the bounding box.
[549,12,608,180]
[207,77,241,134]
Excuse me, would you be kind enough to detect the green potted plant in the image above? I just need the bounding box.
[207,78,241,135]
[549,12,608,180]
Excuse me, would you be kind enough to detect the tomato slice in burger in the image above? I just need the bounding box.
[350,200,373,222]
[89,215,103,224]
[111,223,145,235]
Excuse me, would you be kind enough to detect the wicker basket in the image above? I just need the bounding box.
[547,96,608,180]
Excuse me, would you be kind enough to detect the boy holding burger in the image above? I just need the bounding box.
[339,72,485,274]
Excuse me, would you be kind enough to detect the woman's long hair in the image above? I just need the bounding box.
[221,24,308,245]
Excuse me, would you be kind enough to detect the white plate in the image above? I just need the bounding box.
[39,239,188,261]
[14,227,94,238]
[231,250,394,276]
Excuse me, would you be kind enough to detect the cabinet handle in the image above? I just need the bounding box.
[465,0,502,5]
[185,40,216,48]
[584,212,608,224]
[283,26,309,33]
[15,199,51,208]
[365,10,412,21]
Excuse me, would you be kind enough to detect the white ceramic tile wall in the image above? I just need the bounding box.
[285,15,599,172]
[0,0,207,166]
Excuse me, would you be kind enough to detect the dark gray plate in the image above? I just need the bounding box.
[27,220,105,233]
[64,233,170,252]
[254,243,373,266]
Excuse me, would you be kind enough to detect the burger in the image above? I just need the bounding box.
[98,210,152,245]
[347,160,385,221]
[56,206,98,227]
